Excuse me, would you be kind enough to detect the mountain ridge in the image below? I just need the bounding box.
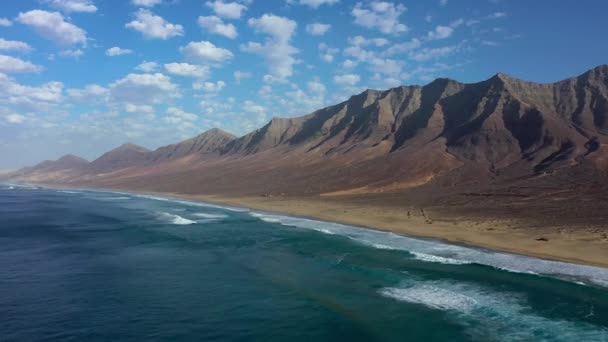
[10,65,608,196]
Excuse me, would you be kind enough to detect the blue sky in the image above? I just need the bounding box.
[0,0,606,168]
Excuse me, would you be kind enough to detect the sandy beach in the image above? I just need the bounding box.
[145,191,608,269]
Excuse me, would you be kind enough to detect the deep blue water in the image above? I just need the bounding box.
[1,185,608,341]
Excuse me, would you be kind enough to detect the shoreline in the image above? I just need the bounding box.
[117,188,608,269]
[6,182,608,269]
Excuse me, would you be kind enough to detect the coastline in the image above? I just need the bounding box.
[145,191,608,269]
[7,182,608,269]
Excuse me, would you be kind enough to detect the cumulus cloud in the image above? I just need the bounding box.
[193,80,225,92]
[67,84,109,104]
[109,73,179,104]
[126,9,184,40]
[205,1,247,19]
[131,0,162,7]
[4,113,27,124]
[318,43,338,63]
[198,16,238,39]
[106,46,133,56]
[0,18,12,27]
[135,61,159,72]
[162,107,198,126]
[333,73,360,86]
[0,72,63,103]
[0,55,43,73]
[242,14,298,82]
[181,41,234,64]
[0,38,33,52]
[234,70,251,83]
[164,63,210,78]
[306,23,331,36]
[348,35,389,47]
[382,38,421,56]
[45,0,98,13]
[16,10,87,45]
[352,2,408,34]
[409,46,458,61]
[427,25,454,40]
[58,49,84,58]
[289,0,339,8]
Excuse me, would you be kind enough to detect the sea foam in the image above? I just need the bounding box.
[159,212,197,225]
[380,280,607,341]
[247,211,608,287]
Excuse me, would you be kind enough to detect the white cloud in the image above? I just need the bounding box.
[409,46,457,61]
[125,104,154,114]
[4,113,27,124]
[131,0,162,7]
[58,49,84,58]
[0,55,43,73]
[243,100,266,114]
[109,73,179,104]
[164,63,209,78]
[348,35,389,47]
[439,0,448,6]
[45,0,98,13]
[205,1,247,19]
[368,58,403,75]
[193,80,225,92]
[427,25,453,40]
[352,2,408,34]
[16,10,87,45]
[0,72,63,103]
[234,70,251,83]
[67,84,109,103]
[319,43,338,63]
[242,14,298,82]
[162,107,197,125]
[382,38,421,56]
[198,16,238,39]
[135,61,158,72]
[106,46,133,56]
[181,41,233,64]
[0,18,12,27]
[290,0,339,8]
[126,9,184,40]
[306,23,331,36]
[486,12,507,19]
[307,80,326,94]
[333,73,360,86]
[0,38,33,52]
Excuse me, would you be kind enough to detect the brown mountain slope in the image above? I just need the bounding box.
[11,65,608,196]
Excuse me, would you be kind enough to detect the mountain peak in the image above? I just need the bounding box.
[113,142,150,153]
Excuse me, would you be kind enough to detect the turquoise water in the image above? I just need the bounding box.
[1,185,608,341]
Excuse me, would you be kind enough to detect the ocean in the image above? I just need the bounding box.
[1,184,608,341]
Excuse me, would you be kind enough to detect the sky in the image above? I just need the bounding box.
[0,0,606,168]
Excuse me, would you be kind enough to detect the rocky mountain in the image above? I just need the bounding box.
[11,65,608,196]
[148,128,236,163]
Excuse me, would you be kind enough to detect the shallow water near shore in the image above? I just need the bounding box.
[2,185,608,341]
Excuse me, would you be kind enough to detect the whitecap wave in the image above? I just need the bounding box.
[380,280,607,341]
[193,213,228,219]
[134,194,247,212]
[381,285,478,312]
[159,212,196,225]
[245,211,608,287]
[58,190,80,194]
[410,251,472,265]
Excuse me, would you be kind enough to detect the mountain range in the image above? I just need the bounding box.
[7,65,608,206]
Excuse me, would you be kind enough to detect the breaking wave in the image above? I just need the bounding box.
[158,212,196,225]
[246,211,608,287]
[380,280,607,341]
